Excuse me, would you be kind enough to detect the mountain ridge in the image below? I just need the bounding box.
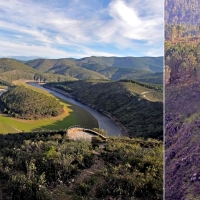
[26,56,163,83]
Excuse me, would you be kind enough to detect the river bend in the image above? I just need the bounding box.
[28,83,121,136]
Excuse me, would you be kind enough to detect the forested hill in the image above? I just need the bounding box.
[77,56,163,72]
[26,56,163,83]
[0,57,163,84]
[0,58,76,83]
[45,80,163,140]
[165,0,200,24]
[0,85,64,119]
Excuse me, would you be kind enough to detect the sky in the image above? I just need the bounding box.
[0,0,164,59]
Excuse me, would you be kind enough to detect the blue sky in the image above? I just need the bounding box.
[0,0,164,58]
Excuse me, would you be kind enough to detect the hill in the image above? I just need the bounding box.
[0,85,64,119]
[78,56,163,72]
[26,56,163,84]
[0,58,76,83]
[0,130,163,200]
[0,78,13,87]
[25,58,108,80]
[45,80,163,140]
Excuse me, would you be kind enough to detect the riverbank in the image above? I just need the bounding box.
[0,82,98,134]
[28,82,121,136]
[44,85,128,136]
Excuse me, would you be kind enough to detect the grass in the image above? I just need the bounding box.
[0,80,98,134]
[120,82,163,102]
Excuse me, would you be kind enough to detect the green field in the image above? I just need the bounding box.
[0,81,98,134]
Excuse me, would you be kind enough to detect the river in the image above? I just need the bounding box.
[28,82,121,136]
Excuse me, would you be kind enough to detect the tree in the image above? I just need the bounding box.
[165,65,171,84]
[170,26,177,41]
[176,25,183,38]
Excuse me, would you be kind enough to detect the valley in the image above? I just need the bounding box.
[0,56,163,199]
[45,79,163,139]
[0,56,163,138]
[0,81,98,134]
[28,82,121,136]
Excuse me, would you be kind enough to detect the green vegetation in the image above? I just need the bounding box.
[135,72,163,84]
[0,79,13,87]
[165,7,200,198]
[165,23,200,41]
[0,82,98,133]
[0,58,76,84]
[78,56,163,72]
[120,79,163,92]
[0,131,163,200]
[0,86,64,119]
[25,58,108,80]
[45,80,163,139]
[0,57,163,84]
[165,31,200,85]
[26,56,163,84]
[0,56,163,199]
[0,102,98,134]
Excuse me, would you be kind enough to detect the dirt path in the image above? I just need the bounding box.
[73,153,104,186]
[141,91,151,101]
[52,152,105,200]
[10,126,21,132]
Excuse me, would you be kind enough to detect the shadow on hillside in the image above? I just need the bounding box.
[32,103,98,132]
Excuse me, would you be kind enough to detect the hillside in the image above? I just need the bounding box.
[0,85,64,119]
[0,58,76,83]
[165,37,200,200]
[25,58,108,80]
[45,80,163,140]
[165,39,200,85]
[78,56,163,72]
[0,130,163,200]
[26,56,163,84]
[165,84,200,199]
[165,0,200,24]
[0,79,13,87]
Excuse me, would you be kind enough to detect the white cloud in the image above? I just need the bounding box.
[108,0,163,41]
[0,39,121,59]
[0,0,164,57]
[110,0,142,27]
